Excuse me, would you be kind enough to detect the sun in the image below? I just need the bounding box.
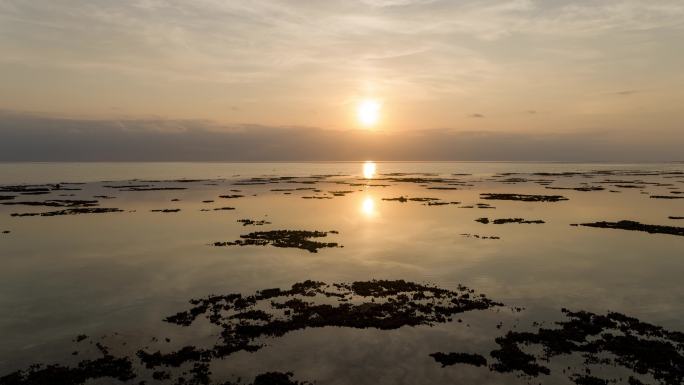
[357,99,381,127]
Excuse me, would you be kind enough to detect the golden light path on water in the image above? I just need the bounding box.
[360,161,377,217]
[361,196,376,217]
[362,161,376,179]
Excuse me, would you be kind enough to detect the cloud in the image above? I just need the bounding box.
[609,90,641,96]
[0,110,680,162]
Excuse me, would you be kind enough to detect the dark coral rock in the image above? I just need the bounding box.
[480,193,568,202]
[237,219,271,226]
[0,351,135,385]
[574,220,684,237]
[11,208,123,217]
[476,218,545,224]
[430,352,487,367]
[650,195,684,199]
[150,280,501,371]
[213,230,340,253]
[486,309,684,384]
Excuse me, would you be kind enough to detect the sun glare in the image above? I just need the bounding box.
[357,99,380,127]
[362,161,376,179]
[361,196,376,217]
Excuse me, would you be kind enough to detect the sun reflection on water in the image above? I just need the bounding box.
[361,196,376,217]
[362,161,376,179]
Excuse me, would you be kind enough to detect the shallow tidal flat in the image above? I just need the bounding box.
[0,162,683,385]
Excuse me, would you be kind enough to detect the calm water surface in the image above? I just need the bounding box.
[0,162,682,384]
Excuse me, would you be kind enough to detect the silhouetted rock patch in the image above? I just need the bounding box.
[148,279,502,373]
[328,190,354,196]
[121,187,187,191]
[480,193,568,202]
[103,184,151,189]
[0,347,135,385]
[572,220,684,237]
[546,186,604,192]
[571,375,611,385]
[651,195,684,199]
[213,230,340,252]
[460,233,500,240]
[425,201,461,206]
[219,195,244,199]
[151,209,181,213]
[11,208,123,217]
[237,219,271,226]
[2,199,98,208]
[382,196,440,203]
[249,371,311,385]
[476,218,545,225]
[429,308,684,385]
[430,352,487,367]
[486,309,684,385]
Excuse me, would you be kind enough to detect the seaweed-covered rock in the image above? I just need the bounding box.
[0,350,135,385]
[237,219,271,226]
[430,352,487,367]
[11,208,123,217]
[573,220,684,237]
[435,308,684,385]
[480,193,568,202]
[213,230,340,253]
[476,218,545,225]
[145,279,502,373]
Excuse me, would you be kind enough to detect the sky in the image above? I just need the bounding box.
[0,0,682,161]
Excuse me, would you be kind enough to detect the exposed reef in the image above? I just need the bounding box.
[480,193,568,202]
[545,186,604,192]
[572,220,684,237]
[430,352,487,367]
[11,208,123,217]
[476,218,545,224]
[237,219,271,226]
[460,233,500,240]
[120,187,187,191]
[382,196,440,203]
[2,199,98,208]
[432,308,684,385]
[0,347,135,385]
[144,279,502,381]
[213,230,340,252]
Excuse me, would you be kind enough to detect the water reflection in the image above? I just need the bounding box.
[362,161,376,179]
[361,196,376,217]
